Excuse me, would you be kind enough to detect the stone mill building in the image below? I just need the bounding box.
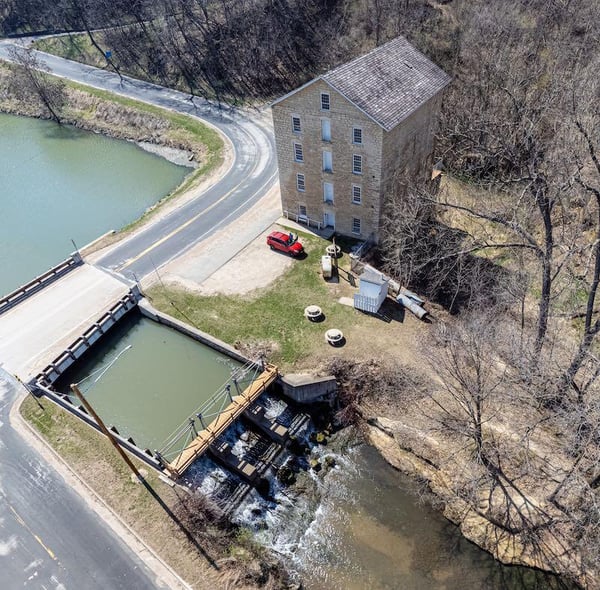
[271,36,451,241]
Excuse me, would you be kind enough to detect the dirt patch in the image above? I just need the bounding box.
[155,184,283,293]
[137,141,197,168]
[183,228,295,296]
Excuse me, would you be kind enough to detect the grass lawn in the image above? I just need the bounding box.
[147,232,423,372]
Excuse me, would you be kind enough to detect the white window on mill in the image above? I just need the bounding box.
[292,115,301,134]
[323,151,333,172]
[352,154,363,174]
[296,173,305,191]
[294,143,304,162]
[352,217,361,235]
[320,92,330,111]
[321,119,331,142]
[353,127,363,145]
[352,185,362,204]
[323,182,334,204]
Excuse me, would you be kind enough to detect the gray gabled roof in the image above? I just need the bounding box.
[323,37,451,131]
[272,36,451,132]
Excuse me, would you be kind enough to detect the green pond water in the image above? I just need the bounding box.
[56,314,241,451]
[0,112,189,295]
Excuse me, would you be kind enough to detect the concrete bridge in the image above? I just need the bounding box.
[0,247,305,479]
[0,254,137,383]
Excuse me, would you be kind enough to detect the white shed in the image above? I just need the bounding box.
[353,268,389,313]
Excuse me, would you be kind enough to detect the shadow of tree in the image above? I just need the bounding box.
[141,479,220,570]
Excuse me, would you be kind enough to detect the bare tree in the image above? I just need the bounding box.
[379,174,513,312]
[555,57,600,402]
[426,313,505,461]
[7,46,66,123]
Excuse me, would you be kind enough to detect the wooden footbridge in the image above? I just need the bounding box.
[162,363,279,479]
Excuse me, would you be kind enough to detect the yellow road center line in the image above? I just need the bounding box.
[120,150,263,271]
[33,534,56,560]
[121,183,235,269]
[8,505,57,561]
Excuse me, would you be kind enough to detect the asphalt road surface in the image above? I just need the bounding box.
[0,40,279,283]
[0,371,169,589]
[0,41,282,589]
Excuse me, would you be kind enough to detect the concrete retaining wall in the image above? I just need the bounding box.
[0,252,83,316]
[280,373,337,404]
[36,382,162,471]
[138,298,255,367]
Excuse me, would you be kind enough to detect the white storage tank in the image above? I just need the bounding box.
[321,255,332,279]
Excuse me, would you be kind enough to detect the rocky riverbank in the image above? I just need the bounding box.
[317,355,588,589]
[363,412,590,589]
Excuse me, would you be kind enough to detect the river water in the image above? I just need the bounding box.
[2,113,575,588]
[293,444,570,590]
[233,434,572,590]
[0,112,188,295]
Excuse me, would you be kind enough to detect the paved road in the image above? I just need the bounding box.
[0,42,281,589]
[0,371,168,589]
[0,265,129,381]
[0,40,279,283]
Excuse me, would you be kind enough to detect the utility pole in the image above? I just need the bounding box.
[70,383,144,482]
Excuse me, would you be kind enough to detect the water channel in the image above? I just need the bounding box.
[3,113,576,588]
[0,112,189,295]
[55,313,241,452]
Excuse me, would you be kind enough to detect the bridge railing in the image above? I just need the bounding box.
[0,252,83,316]
[33,286,142,387]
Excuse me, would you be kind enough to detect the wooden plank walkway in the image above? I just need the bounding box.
[166,364,278,478]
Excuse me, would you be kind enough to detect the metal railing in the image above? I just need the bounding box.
[283,210,323,230]
[0,252,83,316]
[158,361,259,460]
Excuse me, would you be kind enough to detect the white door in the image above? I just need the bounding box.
[323,211,335,228]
